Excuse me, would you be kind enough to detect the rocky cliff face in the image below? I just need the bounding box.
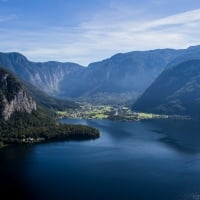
[0,53,83,94]
[0,68,36,120]
[1,89,36,120]
[28,61,82,93]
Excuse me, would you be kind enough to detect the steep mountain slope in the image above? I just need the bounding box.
[166,45,200,69]
[0,52,83,94]
[0,67,36,120]
[133,60,200,116]
[22,80,78,110]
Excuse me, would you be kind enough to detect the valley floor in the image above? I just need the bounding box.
[57,104,172,121]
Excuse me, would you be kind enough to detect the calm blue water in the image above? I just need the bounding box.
[1,119,200,200]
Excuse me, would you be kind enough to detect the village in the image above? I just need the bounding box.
[57,104,169,121]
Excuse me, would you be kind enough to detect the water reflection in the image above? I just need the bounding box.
[148,119,200,154]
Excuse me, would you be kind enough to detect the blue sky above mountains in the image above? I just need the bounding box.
[0,0,200,65]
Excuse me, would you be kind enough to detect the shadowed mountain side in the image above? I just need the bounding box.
[133,60,200,117]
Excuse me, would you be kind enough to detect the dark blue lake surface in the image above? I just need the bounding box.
[1,119,200,200]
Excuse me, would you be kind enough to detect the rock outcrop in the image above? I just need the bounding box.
[0,68,36,120]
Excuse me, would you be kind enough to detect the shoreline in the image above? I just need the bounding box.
[0,134,100,149]
[59,114,191,122]
[0,123,100,148]
[1,115,191,149]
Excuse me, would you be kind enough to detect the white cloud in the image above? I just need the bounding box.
[140,9,200,30]
[0,8,200,65]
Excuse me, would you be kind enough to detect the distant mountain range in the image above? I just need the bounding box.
[0,47,194,104]
[134,59,200,116]
[1,45,200,106]
[59,49,181,104]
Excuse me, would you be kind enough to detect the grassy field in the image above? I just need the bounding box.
[56,111,67,116]
[93,113,108,119]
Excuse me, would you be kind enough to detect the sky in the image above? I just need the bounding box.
[0,0,200,65]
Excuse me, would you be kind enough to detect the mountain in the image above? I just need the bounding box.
[0,67,36,120]
[59,49,181,104]
[166,45,200,69]
[0,67,99,146]
[22,80,78,110]
[0,50,181,104]
[133,60,200,117]
[0,52,83,94]
[2,46,200,105]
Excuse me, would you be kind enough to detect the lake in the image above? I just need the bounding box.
[1,119,200,200]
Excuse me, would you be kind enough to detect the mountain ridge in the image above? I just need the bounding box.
[1,45,200,105]
[0,52,83,94]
